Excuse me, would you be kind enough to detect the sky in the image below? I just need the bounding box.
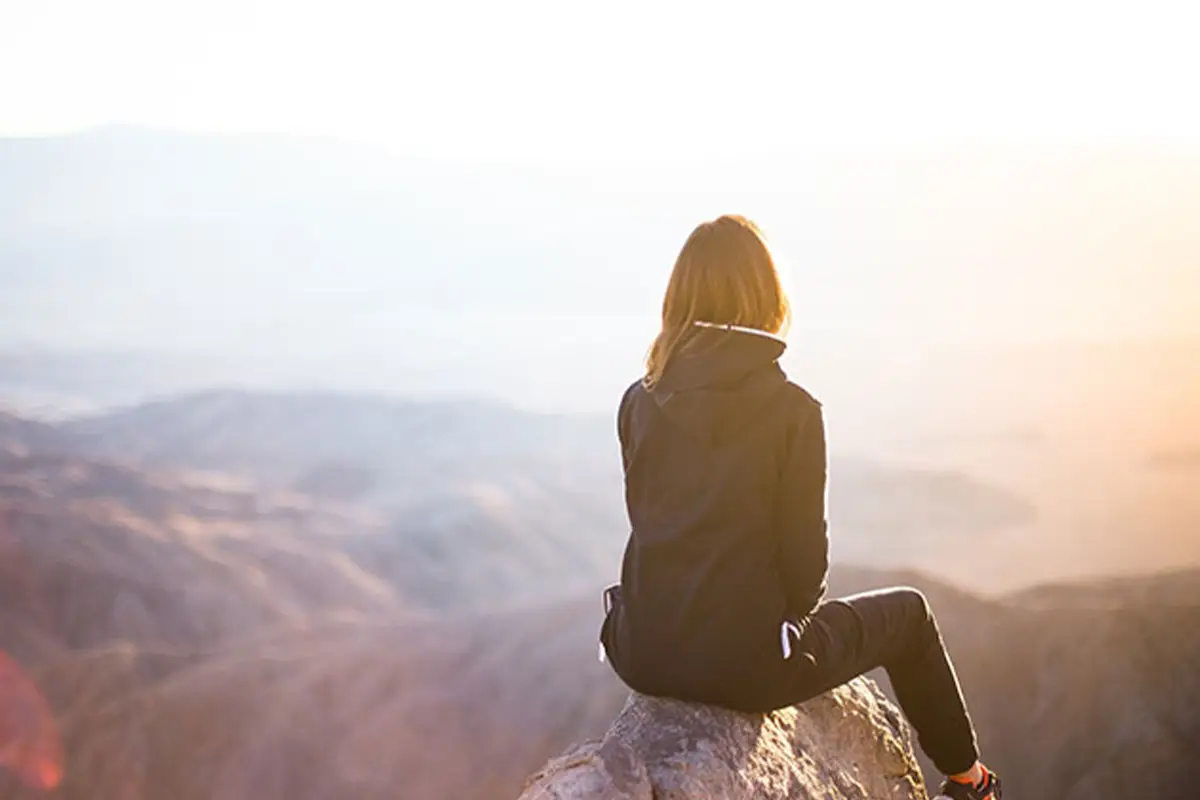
[1,1,1199,414]
[3,2,1200,159]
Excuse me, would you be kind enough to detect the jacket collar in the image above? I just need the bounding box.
[654,321,787,395]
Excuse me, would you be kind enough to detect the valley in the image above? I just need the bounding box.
[0,392,1197,798]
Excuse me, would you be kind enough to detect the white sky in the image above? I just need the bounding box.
[2,2,1199,158]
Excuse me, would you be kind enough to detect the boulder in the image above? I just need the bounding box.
[520,677,927,800]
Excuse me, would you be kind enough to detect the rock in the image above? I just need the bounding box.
[519,677,927,800]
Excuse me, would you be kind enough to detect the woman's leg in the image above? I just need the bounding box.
[793,586,980,776]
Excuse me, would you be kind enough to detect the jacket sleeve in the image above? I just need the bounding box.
[616,382,638,473]
[777,402,830,616]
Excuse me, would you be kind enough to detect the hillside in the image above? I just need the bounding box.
[0,448,400,661]
[830,567,1200,800]
[18,392,1041,600]
[0,421,1196,798]
[4,602,625,800]
[6,563,1196,799]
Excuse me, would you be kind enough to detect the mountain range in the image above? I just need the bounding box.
[0,392,1197,798]
[3,390,1045,606]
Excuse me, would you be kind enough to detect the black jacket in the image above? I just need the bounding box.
[600,324,828,711]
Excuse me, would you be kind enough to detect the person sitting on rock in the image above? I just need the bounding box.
[599,214,1002,800]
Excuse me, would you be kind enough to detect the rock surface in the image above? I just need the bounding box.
[520,677,927,800]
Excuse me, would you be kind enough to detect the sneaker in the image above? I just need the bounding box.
[933,767,1002,800]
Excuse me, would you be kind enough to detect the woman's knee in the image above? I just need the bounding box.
[893,586,935,626]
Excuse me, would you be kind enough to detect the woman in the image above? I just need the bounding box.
[599,215,1001,800]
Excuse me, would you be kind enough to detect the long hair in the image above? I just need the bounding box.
[644,215,791,388]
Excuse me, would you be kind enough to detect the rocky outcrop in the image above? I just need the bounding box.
[520,677,927,800]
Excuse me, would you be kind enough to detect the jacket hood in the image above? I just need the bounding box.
[650,323,789,442]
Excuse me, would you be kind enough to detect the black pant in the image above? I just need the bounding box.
[794,587,979,775]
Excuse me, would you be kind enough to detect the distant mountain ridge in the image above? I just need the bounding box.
[0,391,1040,604]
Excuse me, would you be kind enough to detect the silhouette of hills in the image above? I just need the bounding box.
[2,391,1044,607]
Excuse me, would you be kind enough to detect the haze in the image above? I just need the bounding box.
[3,3,1199,409]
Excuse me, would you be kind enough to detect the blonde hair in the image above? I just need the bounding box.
[645,215,790,388]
